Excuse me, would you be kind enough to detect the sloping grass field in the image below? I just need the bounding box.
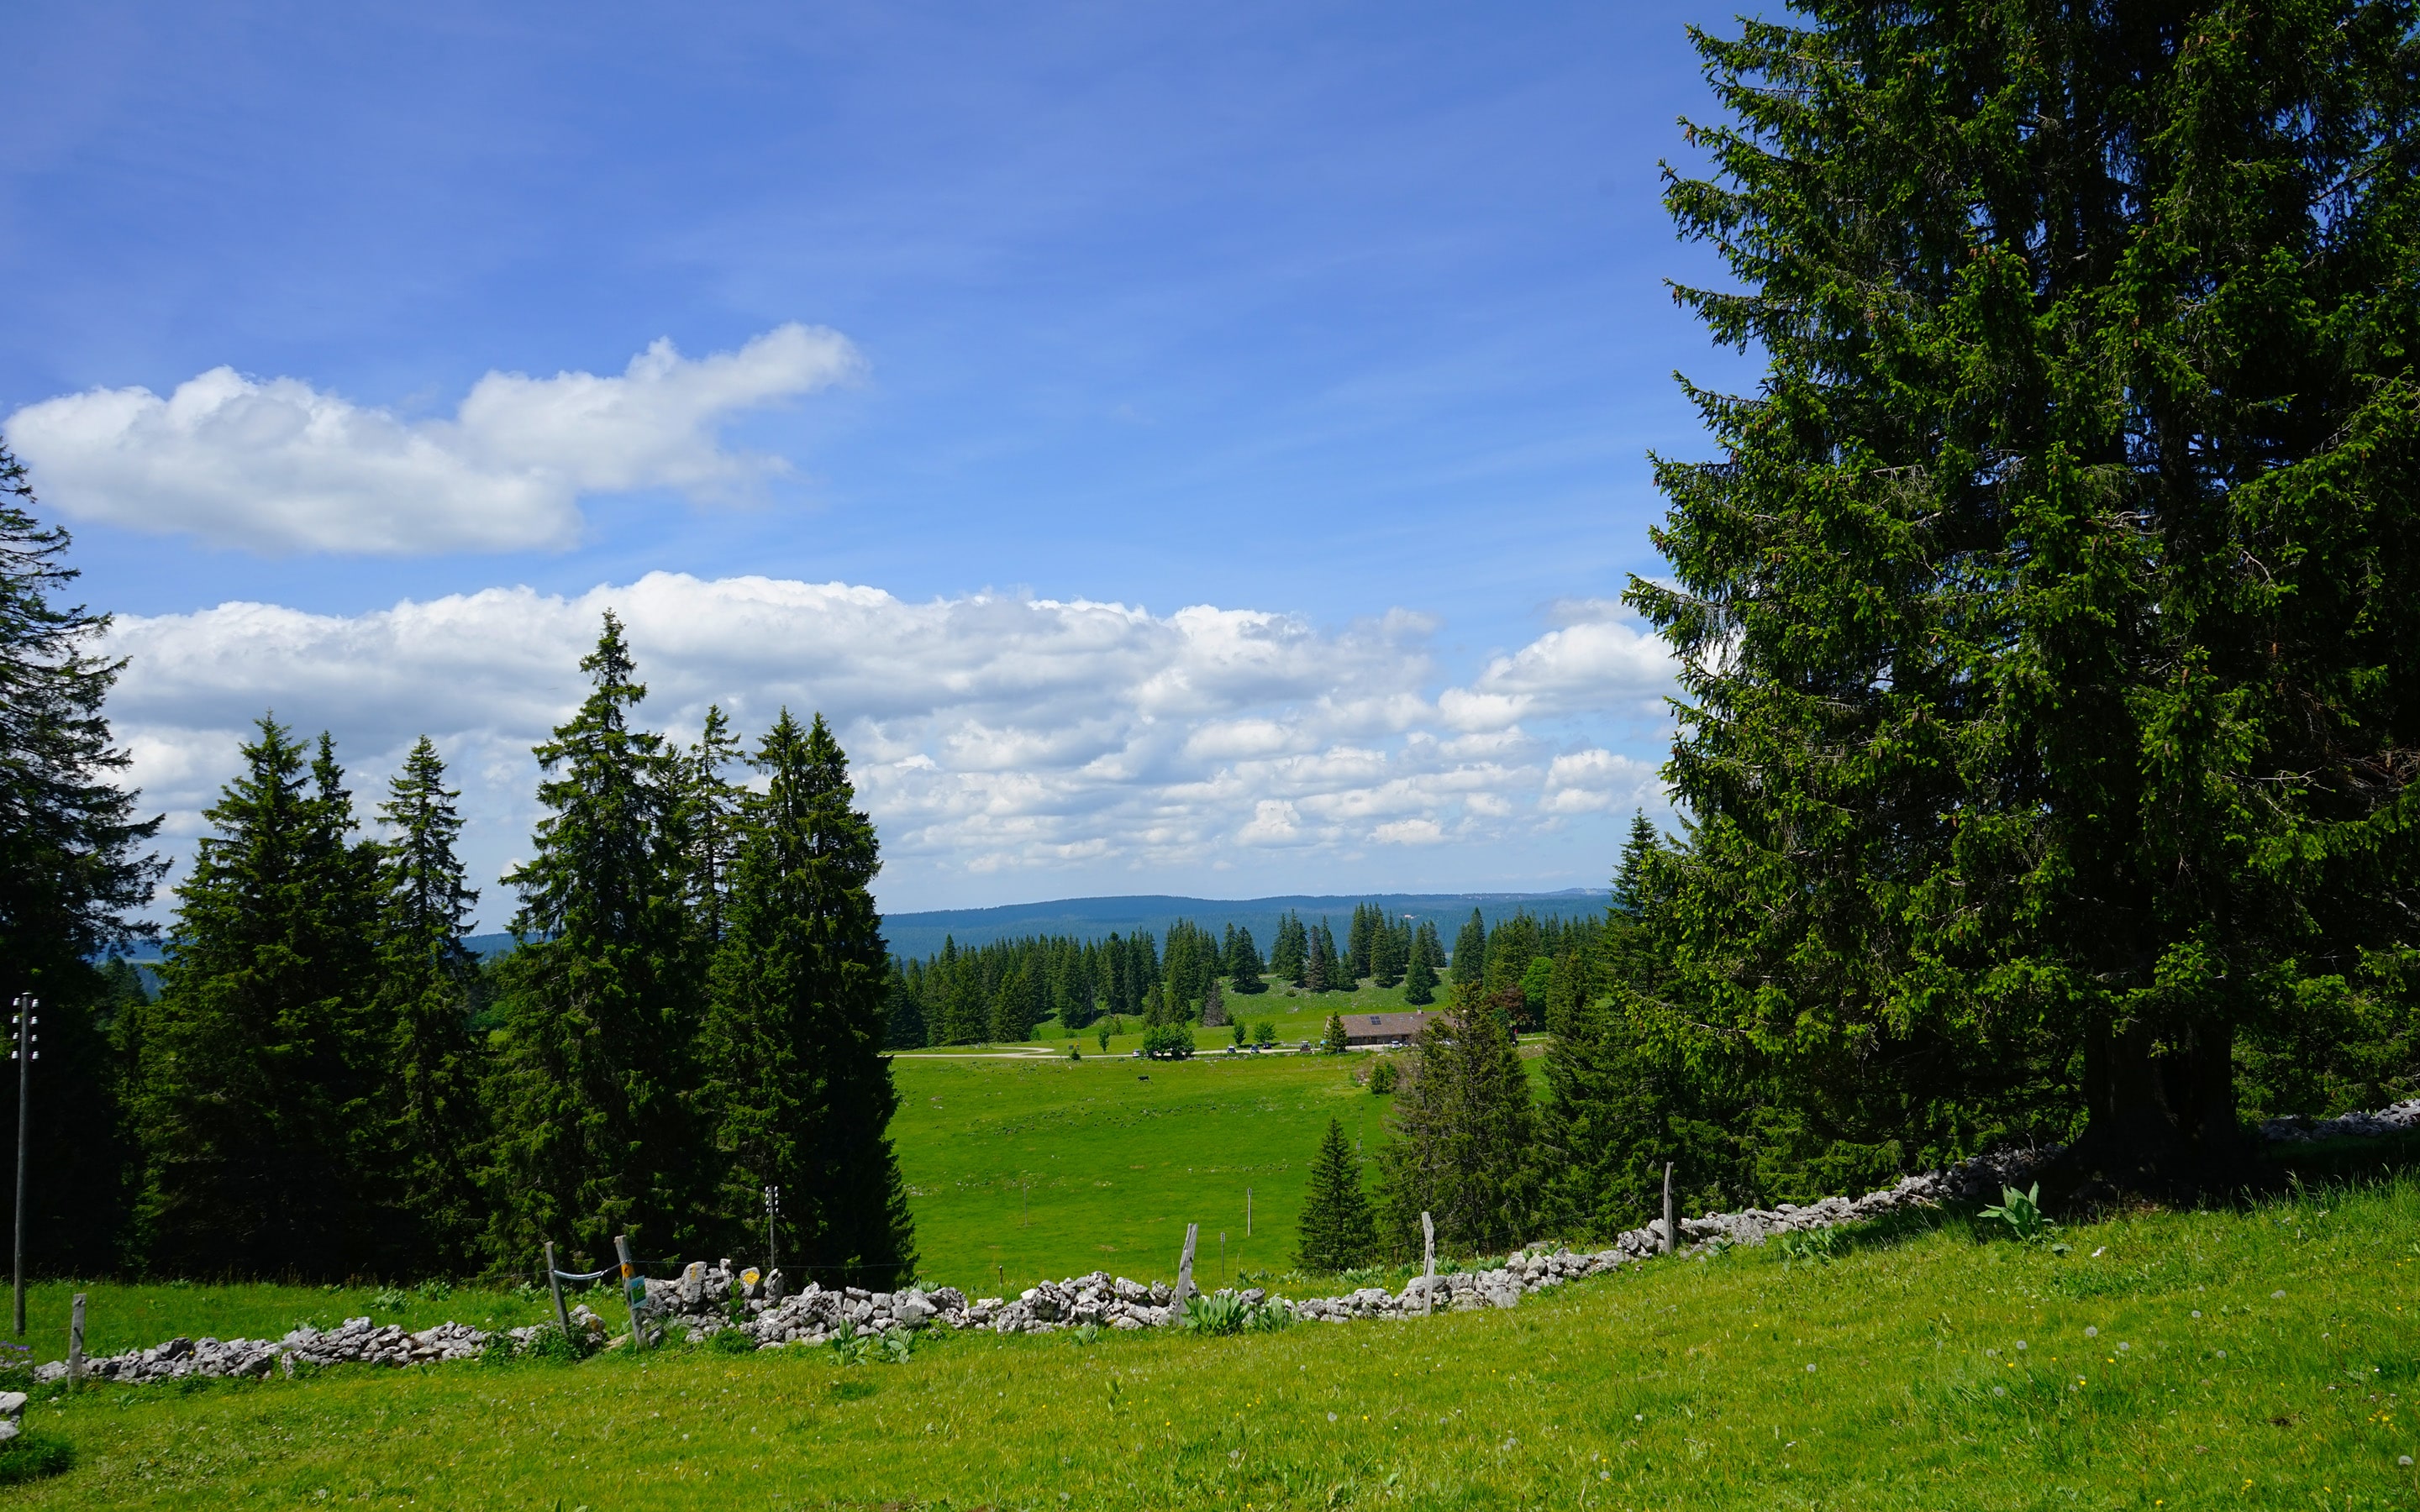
[10,1175,2417,1509]
[889,1049,1398,1291]
[8,1054,2418,1508]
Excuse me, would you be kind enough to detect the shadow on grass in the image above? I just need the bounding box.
[2250,1126,2420,1190]
[0,1429,73,1486]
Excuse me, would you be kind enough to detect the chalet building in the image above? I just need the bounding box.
[1341,1011,1434,1047]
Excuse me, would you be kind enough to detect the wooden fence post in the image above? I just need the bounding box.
[1421,1210,1436,1315]
[614,1234,644,1350]
[544,1242,572,1336]
[1176,1223,1199,1306]
[1662,1162,1676,1256]
[1247,1187,1253,1238]
[66,1292,85,1392]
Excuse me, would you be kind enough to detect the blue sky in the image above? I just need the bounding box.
[3,1,1752,921]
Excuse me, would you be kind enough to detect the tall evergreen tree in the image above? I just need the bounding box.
[1403,925,1439,1006]
[370,737,488,1272]
[0,442,163,1272]
[1228,926,1267,994]
[1378,985,1540,1254]
[1315,919,1347,990]
[697,711,915,1285]
[1371,916,1407,989]
[1294,1116,1378,1272]
[680,704,747,949]
[1634,1,2420,1189]
[1482,911,1539,1003]
[134,719,370,1277]
[1271,912,1307,985]
[1449,910,1486,987]
[882,962,929,1050]
[1347,903,1376,982]
[486,614,702,1264]
[1609,811,1660,922]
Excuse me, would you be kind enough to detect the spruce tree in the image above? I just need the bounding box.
[134,719,369,1277]
[0,444,164,1271]
[1482,912,1538,1003]
[1544,944,1590,1037]
[1320,1012,1349,1055]
[1377,985,1540,1254]
[1609,811,1660,922]
[1449,910,1486,987]
[882,962,929,1050]
[1271,913,1307,985]
[1315,920,1346,990]
[1347,903,1376,982]
[1634,2,2420,1189]
[1294,1116,1378,1272]
[1371,918,1406,989]
[680,704,746,948]
[369,736,488,1272]
[486,614,702,1264]
[1228,926,1267,994]
[1403,937,1439,1006]
[697,711,915,1286]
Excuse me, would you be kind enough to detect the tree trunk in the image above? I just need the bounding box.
[2058,1014,2244,1199]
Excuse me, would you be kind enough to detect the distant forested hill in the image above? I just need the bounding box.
[864,891,1608,961]
[446,890,1608,963]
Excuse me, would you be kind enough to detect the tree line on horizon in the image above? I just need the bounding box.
[880,899,1618,1047]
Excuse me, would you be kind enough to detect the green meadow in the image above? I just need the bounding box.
[9,1173,2416,1509]
[888,1048,1395,1294]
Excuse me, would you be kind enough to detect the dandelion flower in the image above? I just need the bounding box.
[2272,1290,2286,1299]
[1806,1364,1816,1373]
[2085,1326,2099,1338]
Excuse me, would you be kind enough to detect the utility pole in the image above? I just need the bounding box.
[13,995,36,1337]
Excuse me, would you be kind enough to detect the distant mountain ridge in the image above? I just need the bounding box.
[865,890,1612,962]
[150,890,1612,968]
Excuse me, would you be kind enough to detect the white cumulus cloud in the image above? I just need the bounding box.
[100,574,1676,916]
[1438,613,1674,731]
[7,325,860,554]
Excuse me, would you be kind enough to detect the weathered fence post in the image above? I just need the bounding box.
[544,1242,572,1336]
[1176,1223,1199,1306]
[1662,1162,1676,1255]
[1246,1187,1254,1237]
[66,1292,85,1392]
[614,1233,644,1350]
[1421,1210,1436,1315]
